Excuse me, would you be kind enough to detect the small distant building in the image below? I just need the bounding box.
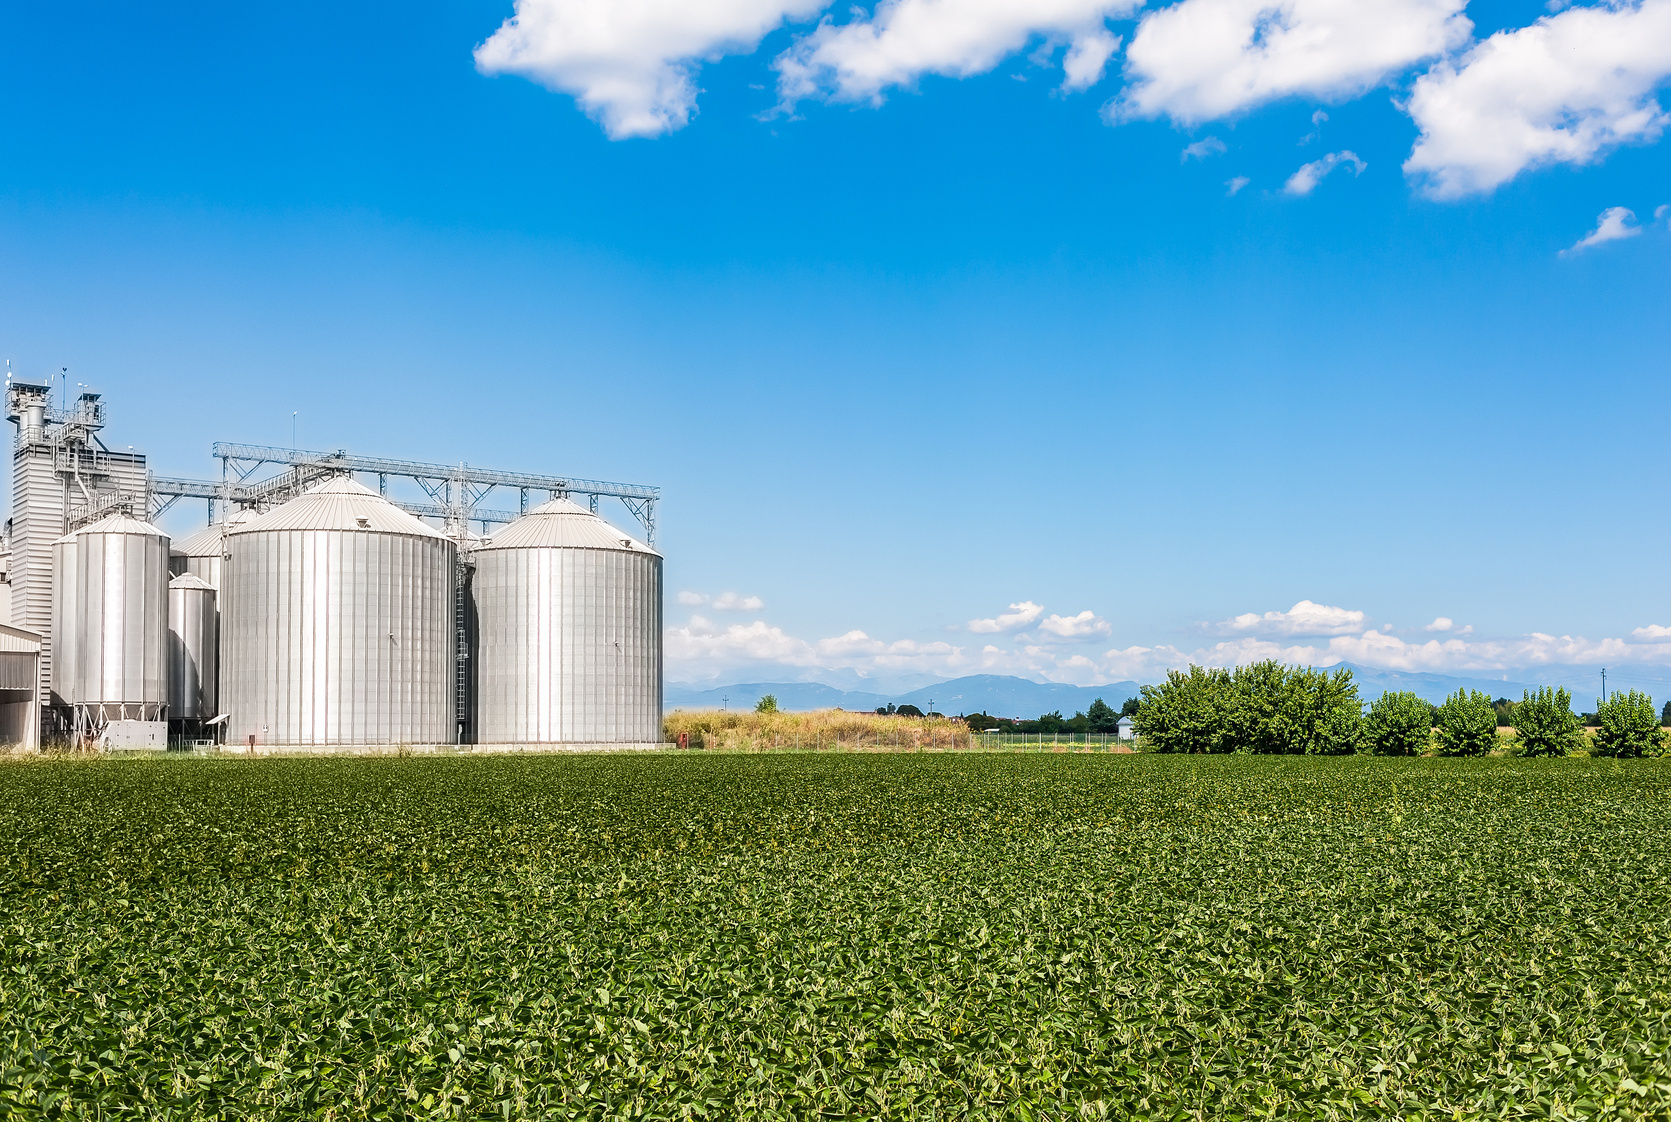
[1116,715,1137,740]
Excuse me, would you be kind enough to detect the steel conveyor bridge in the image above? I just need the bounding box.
[145,443,658,544]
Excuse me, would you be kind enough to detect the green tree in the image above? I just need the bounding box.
[1364,690,1432,756]
[1085,698,1120,733]
[1592,689,1667,758]
[895,703,924,718]
[1434,689,1496,757]
[1226,661,1362,755]
[1492,698,1516,727]
[1512,686,1582,757]
[1133,665,1236,753]
[754,695,778,714]
[1119,696,1140,718]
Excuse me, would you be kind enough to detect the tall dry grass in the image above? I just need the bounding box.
[662,709,978,752]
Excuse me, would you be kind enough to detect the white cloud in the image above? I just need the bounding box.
[1283,149,1365,194]
[678,590,766,610]
[774,0,1140,108]
[665,606,1671,695]
[1120,0,1470,124]
[666,615,817,666]
[474,0,826,138]
[1301,107,1328,143]
[1404,0,1671,198]
[1425,616,1453,632]
[1037,610,1113,640]
[713,591,767,611]
[1562,206,1643,255]
[1214,600,1366,637]
[968,600,1045,633]
[1657,203,1670,223]
[1226,175,1251,195]
[1100,626,1667,682]
[1181,136,1227,160]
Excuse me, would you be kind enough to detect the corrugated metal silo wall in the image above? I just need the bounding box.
[53,531,170,707]
[223,529,455,744]
[181,553,222,591]
[472,546,662,743]
[168,585,217,719]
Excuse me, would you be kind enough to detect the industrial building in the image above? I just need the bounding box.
[0,379,663,751]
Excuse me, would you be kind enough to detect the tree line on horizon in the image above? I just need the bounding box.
[1130,660,1667,758]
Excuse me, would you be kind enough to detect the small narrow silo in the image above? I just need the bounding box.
[471,498,662,745]
[170,507,255,728]
[167,573,217,726]
[51,513,171,724]
[222,475,455,746]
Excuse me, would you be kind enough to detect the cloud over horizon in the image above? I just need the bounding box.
[665,599,1671,692]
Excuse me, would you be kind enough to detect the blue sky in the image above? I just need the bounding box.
[3,0,1670,691]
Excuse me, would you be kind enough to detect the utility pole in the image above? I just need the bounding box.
[1601,668,1607,706]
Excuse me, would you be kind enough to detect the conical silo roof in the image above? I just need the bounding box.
[168,572,216,592]
[228,475,444,539]
[171,509,257,558]
[54,512,169,545]
[476,497,658,555]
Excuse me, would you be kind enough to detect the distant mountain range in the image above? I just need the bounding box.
[665,675,1139,717]
[666,664,1636,717]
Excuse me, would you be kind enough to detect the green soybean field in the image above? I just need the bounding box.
[1,753,1668,1120]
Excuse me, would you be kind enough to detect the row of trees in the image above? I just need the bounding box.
[963,696,1140,734]
[1131,660,1667,757]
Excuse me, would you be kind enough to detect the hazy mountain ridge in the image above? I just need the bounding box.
[667,664,1648,716]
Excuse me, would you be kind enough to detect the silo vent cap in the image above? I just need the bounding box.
[356,517,370,528]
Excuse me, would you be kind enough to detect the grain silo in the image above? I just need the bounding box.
[169,508,256,590]
[167,573,217,730]
[51,513,171,733]
[471,498,662,745]
[222,475,455,746]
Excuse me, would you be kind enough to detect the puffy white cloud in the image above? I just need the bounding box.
[1037,610,1113,640]
[774,0,1140,107]
[474,0,826,138]
[1181,135,1227,160]
[968,600,1045,634]
[666,615,818,666]
[1562,206,1643,254]
[665,606,1671,695]
[677,590,707,606]
[1214,600,1367,637]
[1404,0,1671,198]
[1225,175,1251,195]
[1120,0,1470,123]
[1425,616,1453,632]
[1283,149,1365,194]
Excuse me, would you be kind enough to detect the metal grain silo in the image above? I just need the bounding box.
[222,475,455,746]
[167,573,217,723]
[471,498,662,744]
[50,513,171,721]
[169,508,256,590]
